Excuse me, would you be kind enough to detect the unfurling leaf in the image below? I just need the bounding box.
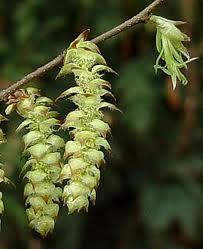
[149,15,197,89]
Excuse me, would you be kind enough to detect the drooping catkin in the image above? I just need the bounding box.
[6,88,64,236]
[57,30,119,214]
[149,15,197,89]
[0,114,9,226]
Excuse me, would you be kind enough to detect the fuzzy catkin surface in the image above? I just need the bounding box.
[58,31,117,214]
[6,88,64,236]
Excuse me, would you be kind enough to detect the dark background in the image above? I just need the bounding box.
[0,0,203,249]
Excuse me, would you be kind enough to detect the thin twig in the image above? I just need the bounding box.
[0,0,164,101]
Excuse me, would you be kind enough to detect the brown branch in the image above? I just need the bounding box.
[91,0,164,44]
[0,0,164,101]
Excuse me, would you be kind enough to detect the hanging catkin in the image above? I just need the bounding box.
[57,30,119,214]
[6,88,64,236]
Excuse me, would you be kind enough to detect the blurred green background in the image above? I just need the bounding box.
[0,0,203,248]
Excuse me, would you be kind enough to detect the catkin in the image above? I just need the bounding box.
[6,88,64,236]
[57,31,118,214]
[149,15,197,89]
[0,114,9,225]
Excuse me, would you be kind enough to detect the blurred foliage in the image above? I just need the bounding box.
[0,0,203,249]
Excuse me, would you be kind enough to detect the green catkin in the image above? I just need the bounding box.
[149,15,197,89]
[57,30,119,214]
[6,88,65,236]
[0,114,9,227]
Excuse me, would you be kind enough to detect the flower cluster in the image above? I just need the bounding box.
[150,15,197,89]
[0,114,9,225]
[57,31,118,214]
[6,88,64,236]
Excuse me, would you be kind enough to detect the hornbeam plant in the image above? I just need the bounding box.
[0,8,196,235]
[5,88,65,236]
[57,30,119,214]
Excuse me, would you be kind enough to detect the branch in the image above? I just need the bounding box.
[0,0,164,101]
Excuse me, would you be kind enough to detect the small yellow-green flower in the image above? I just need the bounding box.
[150,15,197,89]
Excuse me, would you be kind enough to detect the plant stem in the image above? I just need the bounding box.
[0,0,164,101]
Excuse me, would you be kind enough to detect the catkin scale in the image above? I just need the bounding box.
[6,88,64,236]
[57,31,118,214]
